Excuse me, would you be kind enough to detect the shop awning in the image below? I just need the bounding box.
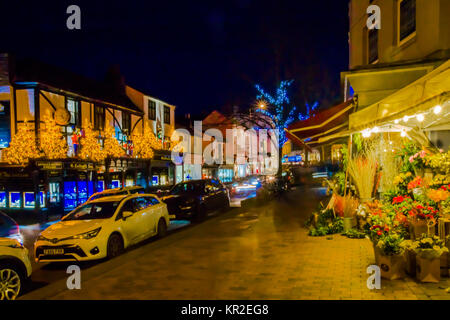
[285,99,355,148]
[349,59,450,132]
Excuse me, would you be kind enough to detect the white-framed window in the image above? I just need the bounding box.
[398,0,416,45]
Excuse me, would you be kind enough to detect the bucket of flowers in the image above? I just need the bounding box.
[413,234,449,283]
[376,232,406,280]
[406,200,438,240]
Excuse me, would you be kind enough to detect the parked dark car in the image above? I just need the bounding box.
[0,211,22,243]
[161,179,230,221]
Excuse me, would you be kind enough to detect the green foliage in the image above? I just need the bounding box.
[381,189,398,204]
[377,233,405,256]
[396,141,420,173]
[341,146,348,171]
[353,133,363,153]
[308,209,344,236]
[343,228,366,239]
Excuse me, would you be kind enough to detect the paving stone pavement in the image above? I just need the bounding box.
[23,186,450,300]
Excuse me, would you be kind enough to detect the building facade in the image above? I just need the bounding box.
[343,0,450,149]
[0,54,176,217]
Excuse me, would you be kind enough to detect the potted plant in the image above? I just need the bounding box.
[376,233,406,280]
[413,235,449,283]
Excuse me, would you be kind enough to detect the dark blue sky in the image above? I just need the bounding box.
[0,0,349,116]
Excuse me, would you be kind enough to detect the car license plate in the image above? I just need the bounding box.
[44,248,64,255]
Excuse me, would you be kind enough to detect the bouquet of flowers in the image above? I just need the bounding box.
[377,233,405,256]
[393,172,414,194]
[413,235,449,259]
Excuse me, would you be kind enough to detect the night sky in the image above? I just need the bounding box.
[0,0,349,117]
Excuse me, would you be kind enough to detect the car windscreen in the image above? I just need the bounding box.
[170,182,204,195]
[63,201,120,221]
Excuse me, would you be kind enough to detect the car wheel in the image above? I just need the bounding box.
[157,218,167,238]
[107,233,124,259]
[0,263,24,300]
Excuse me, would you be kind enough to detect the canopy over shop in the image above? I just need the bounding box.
[285,99,355,164]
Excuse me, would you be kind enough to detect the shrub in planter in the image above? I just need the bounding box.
[376,233,406,280]
[413,235,449,283]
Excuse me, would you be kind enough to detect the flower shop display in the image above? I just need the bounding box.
[342,195,359,232]
[413,235,449,283]
[376,233,406,280]
[307,134,450,283]
[306,208,344,237]
[402,240,416,276]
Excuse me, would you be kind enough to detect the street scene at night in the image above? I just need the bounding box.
[0,0,450,312]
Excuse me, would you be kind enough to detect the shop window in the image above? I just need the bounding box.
[40,191,45,208]
[49,182,60,204]
[88,181,94,197]
[0,191,6,207]
[96,181,105,192]
[64,181,77,209]
[78,181,88,205]
[23,192,35,208]
[164,106,170,124]
[94,105,105,130]
[9,192,21,208]
[398,0,416,43]
[125,179,134,187]
[111,180,121,189]
[368,29,378,64]
[148,100,156,120]
[152,175,159,186]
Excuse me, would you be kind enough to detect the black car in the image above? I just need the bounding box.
[0,211,21,242]
[162,179,230,221]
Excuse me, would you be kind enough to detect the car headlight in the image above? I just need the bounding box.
[72,228,102,240]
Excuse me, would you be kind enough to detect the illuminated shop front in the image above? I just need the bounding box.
[218,167,233,183]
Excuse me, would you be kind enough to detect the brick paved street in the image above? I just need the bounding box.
[22,186,450,300]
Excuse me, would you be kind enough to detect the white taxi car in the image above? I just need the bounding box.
[35,194,170,262]
[0,238,32,300]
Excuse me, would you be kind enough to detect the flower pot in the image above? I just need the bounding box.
[409,220,428,240]
[405,249,417,277]
[379,253,406,280]
[343,217,356,232]
[416,255,441,283]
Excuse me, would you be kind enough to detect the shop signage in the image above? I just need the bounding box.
[68,163,94,171]
[36,161,63,170]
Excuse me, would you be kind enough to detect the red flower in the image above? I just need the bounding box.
[377,231,382,236]
[392,196,406,204]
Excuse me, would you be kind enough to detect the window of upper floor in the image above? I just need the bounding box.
[66,98,81,128]
[122,111,131,134]
[398,0,416,45]
[148,99,156,121]
[164,105,171,124]
[94,105,105,131]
